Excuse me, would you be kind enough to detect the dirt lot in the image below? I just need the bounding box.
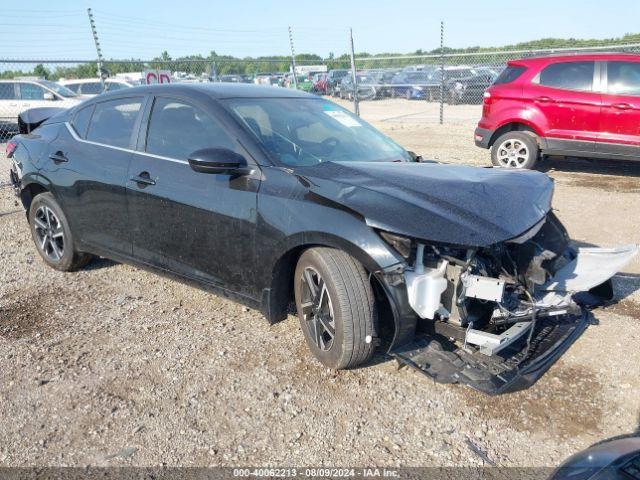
[0,99,639,468]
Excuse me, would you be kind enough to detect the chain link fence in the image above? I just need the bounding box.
[2,42,640,143]
[351,42,640,123]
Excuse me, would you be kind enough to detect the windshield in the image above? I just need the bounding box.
[225,98,412,167]
[39,80,78,98]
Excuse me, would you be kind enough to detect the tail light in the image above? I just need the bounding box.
[5,141,17,158]
[483,91,492,104]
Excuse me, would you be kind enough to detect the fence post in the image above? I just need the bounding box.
[288,26,298,89]
[87,8,106,93]
[439,21,444,125]
[349,28,359,116]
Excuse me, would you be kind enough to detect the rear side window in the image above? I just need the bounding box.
[538,61,594,91]
[86,98,142,148]
[81,83,103,95]
[106,82,128,91]
[72,105,94,138]
[19,83,47,100]
[0,83,16,99]
[145,97,235,160]
[493,66,526,85]
[607,61,640,96]
[65,84,81,93]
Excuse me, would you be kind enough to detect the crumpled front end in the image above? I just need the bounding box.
[385,212,638,395]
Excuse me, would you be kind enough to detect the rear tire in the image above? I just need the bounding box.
[491,131,540,169]
[294,248,377,370]
[28,192,92,271]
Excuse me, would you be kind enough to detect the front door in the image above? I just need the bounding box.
[126,95,260,297]
[598,60,640,157]
[522,60,601,153]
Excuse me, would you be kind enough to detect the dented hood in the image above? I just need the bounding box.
[295,161,554,247]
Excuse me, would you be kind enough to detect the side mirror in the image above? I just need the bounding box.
[188,148,249,175]
[43,92,55,101]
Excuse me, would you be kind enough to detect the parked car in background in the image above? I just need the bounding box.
[218,74,244,83]
[475,53,640,169]
[312,73,328,94]
[390,71,434,99]
[289,75,314,92]
[7,83,636,394]
[340,72,393,100]
[327,69,349,97]
[422,67,479,101]
[0,79,82,135]
[445,71,496,104]
[60,78,135,96]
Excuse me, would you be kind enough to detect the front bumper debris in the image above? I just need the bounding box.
[392,307,590,395]
[394,244,638,394]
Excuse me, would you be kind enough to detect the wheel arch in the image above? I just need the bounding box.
[488,121,542,147]
[261,232,400,343]
[19,178,52,217]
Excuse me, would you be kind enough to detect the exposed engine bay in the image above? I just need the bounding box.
[394,213,638,393]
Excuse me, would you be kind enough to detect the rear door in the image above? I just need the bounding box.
[126,95,260,295]
[47,96,145,255]
[522,60,601,153]
[598,59,640,157]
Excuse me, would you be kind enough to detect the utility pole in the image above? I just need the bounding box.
[349,28,359,116]
[288,26,298,89]
[439,21,444,125]
[87,8,106,93]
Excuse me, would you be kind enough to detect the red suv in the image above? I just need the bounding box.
[475,53,640,168]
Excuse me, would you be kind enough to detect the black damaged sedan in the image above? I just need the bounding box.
[7,84,637,394]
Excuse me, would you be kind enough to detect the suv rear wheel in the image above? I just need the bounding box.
[491,131,539,169]
[294,247,377,370]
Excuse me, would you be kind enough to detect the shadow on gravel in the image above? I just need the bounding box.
[541,156,640,177]
[461,364,604,439]
[541,156,640,193]
[0,294,56,340]
[83,257,118,271]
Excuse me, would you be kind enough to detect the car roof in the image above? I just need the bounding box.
[509,52,640,66]
[88,82,315,100]
[61,78,124,84]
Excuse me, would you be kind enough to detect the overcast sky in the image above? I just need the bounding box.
[4,0,640,60]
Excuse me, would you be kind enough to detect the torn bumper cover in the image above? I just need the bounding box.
[393,243,638,395]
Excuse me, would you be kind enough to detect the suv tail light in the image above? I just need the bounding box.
[483,91,492,104]
[5,141,17,158]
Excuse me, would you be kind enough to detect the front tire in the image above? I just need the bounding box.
[491,131,540,169]
[28,192,92,271]
[294,248,377,370]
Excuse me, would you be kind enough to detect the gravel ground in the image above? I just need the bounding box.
[0,99,639,468]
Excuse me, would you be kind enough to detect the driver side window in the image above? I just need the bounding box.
[145,97,235,160]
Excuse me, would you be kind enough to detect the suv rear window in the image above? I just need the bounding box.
[607,61,640,96]
[538,61,594,91]
[492,66,526,85]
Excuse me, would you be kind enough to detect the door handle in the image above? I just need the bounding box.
[49,151,68,163]
[534,96,554,103]
[130,171,156,187]
[612,103,632,110]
